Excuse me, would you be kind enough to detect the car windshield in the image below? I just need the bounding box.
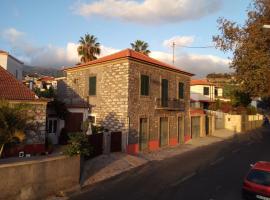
[247,169,270,186]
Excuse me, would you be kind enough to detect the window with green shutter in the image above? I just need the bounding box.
[178,82,184,99]
[89,76,96,96]
[141,75,149,96]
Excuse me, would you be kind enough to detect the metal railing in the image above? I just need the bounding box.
[155,98,185,111]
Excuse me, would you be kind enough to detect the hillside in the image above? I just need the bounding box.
[22,65,64,77]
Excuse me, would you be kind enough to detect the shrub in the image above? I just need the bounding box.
[64,132,92,157]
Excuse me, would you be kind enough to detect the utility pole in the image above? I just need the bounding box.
[172,42,175,64]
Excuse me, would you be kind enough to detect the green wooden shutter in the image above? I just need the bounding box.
[89,76,96,95]
[161,79,168,107]
[179,82,184,99]
[141,75,149,96]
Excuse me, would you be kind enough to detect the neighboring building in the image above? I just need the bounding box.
[36,76,57,91]
[190,79,216,109]
[60,49,194,154]
[0,66,48,156]
[0,50,23,80]
[23,73,39,90]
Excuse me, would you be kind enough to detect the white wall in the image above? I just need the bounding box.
[217,88,223,97]
[191,85,215,100]
[7,56,23,80]
[0,54,8,69]
[0,54,23,80]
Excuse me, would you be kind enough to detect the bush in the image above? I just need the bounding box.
[64,132,92,157]
[247,106,257,115]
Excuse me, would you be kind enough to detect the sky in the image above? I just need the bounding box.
[0,0,251,77]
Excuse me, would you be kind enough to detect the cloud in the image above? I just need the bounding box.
[1,28,118,67]
[150,51,231,77]
[163,35,195,48]
[72,0,222,24]
[1,28,230,77]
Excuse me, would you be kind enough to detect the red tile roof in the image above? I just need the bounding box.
[191,79,214,86]
[64,49,194,76]
[38,76,55,82]
[0,66,37,101]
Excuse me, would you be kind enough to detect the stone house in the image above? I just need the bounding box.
[0,66,48,156]
[61,49,193,154]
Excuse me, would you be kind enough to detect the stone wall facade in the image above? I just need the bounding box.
[64,60,130,150]
[9,100,47,144]
[63,58,191,153]
[127,60,191,153]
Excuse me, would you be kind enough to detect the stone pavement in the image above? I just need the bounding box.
[80,153,147,187]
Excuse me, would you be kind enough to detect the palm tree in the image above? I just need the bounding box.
[130,40,151,56]
[0,101,34,157]
[77,34,101,63]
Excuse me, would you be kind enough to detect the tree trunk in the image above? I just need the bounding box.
[0,144,5,158]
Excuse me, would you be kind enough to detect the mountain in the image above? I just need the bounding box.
[22,65,64,77]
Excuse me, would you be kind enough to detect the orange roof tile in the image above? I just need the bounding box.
[191,79,214,86]
[64,49,194,76]
[0,66,37,101]
[38,76,55,82]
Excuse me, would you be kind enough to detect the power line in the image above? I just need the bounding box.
[177,45,215,48]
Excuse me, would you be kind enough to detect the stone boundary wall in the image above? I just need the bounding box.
[0,155,80,200]
[224,114,263,133]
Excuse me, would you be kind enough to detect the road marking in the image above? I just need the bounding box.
[170,172,196,187]
[232,149,240,154]
[210,157,225,166]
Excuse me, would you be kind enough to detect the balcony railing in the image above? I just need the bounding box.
[155,98,185,111]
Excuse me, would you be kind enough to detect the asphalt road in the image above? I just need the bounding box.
[71,127,270,200]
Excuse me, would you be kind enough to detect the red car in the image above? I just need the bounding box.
[242,161,270,200]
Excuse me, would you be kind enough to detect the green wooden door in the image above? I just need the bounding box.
[178,116,185,144]
[160,117,168,147]
[191,116,200,138]
[161,79,168,107]
[139,118,148,151]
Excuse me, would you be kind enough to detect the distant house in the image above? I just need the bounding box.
[190,79,216,109]
[0,50,23,80]
[60,49,194,154]
[36,76,57,91]
[0,66,48,156]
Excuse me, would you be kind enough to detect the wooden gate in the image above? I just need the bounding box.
[191,116,200,138]
[88,133,103,158]
[110,132,122,152]
[160,117,168,147]
[64,113,83,133]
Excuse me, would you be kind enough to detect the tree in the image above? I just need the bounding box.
[231,90,252,107]
[213,0,270,97]
[34,87,55,98]
[0,101,34,157]
[130,40,151,56]
[77,34,101,63]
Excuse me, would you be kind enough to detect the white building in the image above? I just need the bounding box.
[190,79,216,109]
[0,50,23,80]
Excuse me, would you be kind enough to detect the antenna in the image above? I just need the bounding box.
[172,42,175,64]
